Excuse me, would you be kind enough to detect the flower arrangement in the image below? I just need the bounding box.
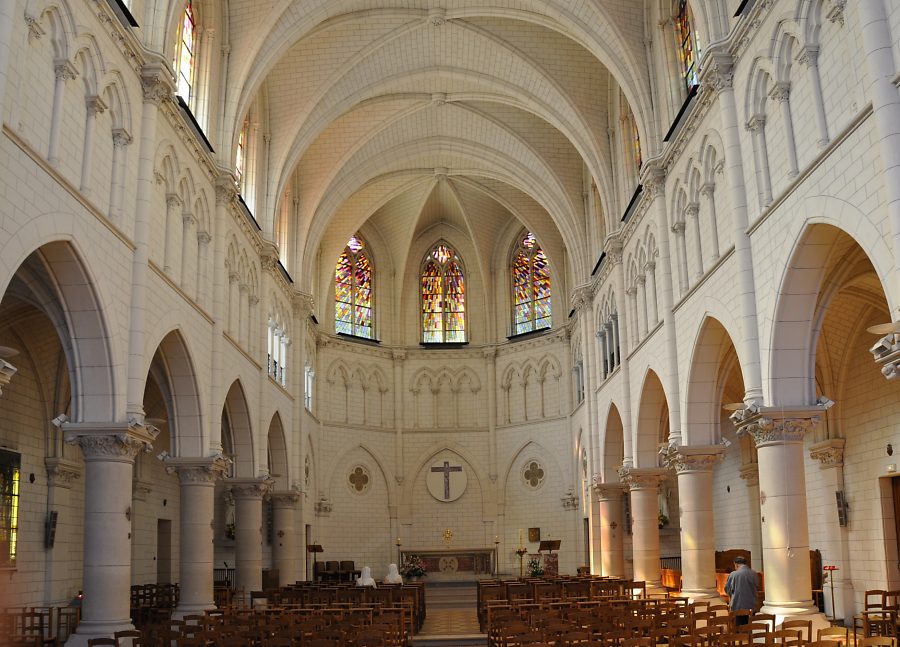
[400,554,427,578]
[527,557,544,577]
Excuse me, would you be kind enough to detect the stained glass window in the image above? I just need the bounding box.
[235,123,246,190]
[674,0,701,93]
[422,242,466,343]
[0,449,20,568]
[174,0,196,103]
[513,231,552,335]
[335,234,373,339]
[631,116,642,173]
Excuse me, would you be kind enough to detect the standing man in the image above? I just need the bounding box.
[725,555,758,624]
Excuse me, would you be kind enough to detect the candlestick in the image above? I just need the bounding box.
[518,528,524,548]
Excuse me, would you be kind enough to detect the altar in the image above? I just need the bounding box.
[400,547,496,581]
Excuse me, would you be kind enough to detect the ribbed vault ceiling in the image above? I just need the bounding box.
[222,1,653,292]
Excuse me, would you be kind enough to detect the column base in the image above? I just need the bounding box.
[645,580,667,596]
[760,602,830,633]
[681,588,727,607]
[65,619,135,646]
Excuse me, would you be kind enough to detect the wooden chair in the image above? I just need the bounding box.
[817,626,850,643]
[858,639,897,647]
[87,640,118,647]
[781,619,812,643]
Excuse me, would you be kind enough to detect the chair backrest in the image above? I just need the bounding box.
[866,591,890,611]
[87,639,118,647]
[339,560,355,570]
[781,619,812,642]
[858,639,896,647]
[817,626,849,642]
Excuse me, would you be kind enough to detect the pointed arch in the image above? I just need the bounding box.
[223,380,254,478]
[634,370,669,468]
[266,412,290,489]
[147,329,204,457]
[601,402,626,481]
[421,240,467,343]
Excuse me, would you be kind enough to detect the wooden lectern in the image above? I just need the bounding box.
[538,540,560,576]
[307,544,323,581]
[538,540,561,553]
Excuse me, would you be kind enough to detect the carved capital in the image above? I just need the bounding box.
[54,60,77,82]
[809,438,845,469]
[260,244,279,272]
[64,421,160,463]
[618,467,667,491]
[293,291,315,317]
[45,457,82,489]
[746,114,767,132]
[735,409,822,447]
[481,347,497,360]
[702,54,734,94]
[685,202,700,218]
[165,455,230,484]
[392,349,407,361]
[166,193,183,210]
[25,14,46,41]
[140,64,174,105]
[826,0,845,27]
[112,128,133,148]
[427,8,446,26]
[644,260,656,273]
[642,169,667,199]
[215,175,238,205]
[0,358,17,395]
[636,275,646,287]
[769,82,791,103]
[572,285,593,312]
[625,286,637,297]
[270,489,301,507]
[592,480,626,500]
[671,221,686,235]
[85,95,108,116]
[315,496,333,516]
[228,476,275,500]
[665,445,725,473]
[797,45,819,68]
[700,182,715,198]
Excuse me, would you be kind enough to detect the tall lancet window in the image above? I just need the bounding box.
[174,0,197,103]
[335,234,373,339]
[235,122,247,192]
[421,242,466,343]
[674,0,701,92]
[512,231,552,335]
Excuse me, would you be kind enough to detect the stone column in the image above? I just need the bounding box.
[180,213,196,293]
[230,478,273,602]
[699,183,720,262]
[739,462,763,569]
[645,262,659,326]
[671,221,689,295]
[48,60,77,166]
[620,468,667,593]
[686,202,704,279]
[809,439,850,622]
[770,82,799,178]
[625,286,639,346]
[593,481,626,577]
[636,276,649,338]
[797,46,829,148]
[63,423,158,646]
[270,490,301,587]
[166,457,228,618]
[668,446,725,602]
[735,409,829,627]
[747,115,773,208]
[108,130,132,223]
[80,96,107,196]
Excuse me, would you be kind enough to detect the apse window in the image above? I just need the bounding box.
[674,0,702,93]
[512,231,552,335]
[421,242,466,343]
[0,449,20,568]
[335,234,373,340]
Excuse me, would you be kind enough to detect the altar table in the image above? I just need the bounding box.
[400,547,496,580]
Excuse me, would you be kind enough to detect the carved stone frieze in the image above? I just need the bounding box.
[809,438,845,469]
[64,422,159,462]
[45,457,82,489]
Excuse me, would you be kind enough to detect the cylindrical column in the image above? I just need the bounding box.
[48,61,76,166]
[230,478,272,603]
[636,276,649,338]
[108,130,132,223]
[686,202,704,279]
[771,83,799,178]
[622,468,667,593]
[270,490,300,587]
[594,482,625,577]
[699,184,720,262]
[80,96,106,196]
[626,287,639,346]
[672,221,689,295]
[645,262,659,326]
[747,115,773,208]
[169,458,228,617]
[670,447,725,602]
[64,424,158,645]
[180,214,196,292]
[798,46,830,147]
[739,412,823,619]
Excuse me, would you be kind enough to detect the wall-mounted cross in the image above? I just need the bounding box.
[431,461,463,500]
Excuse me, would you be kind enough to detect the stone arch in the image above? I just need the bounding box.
[500,439,566,500]
[602,402,626,482]
[0,240,115,423]
[684,317,743,446]
[326,443,396,507]
[223,380,255,478]
[634,369,669,468]
[266,412,290,489]
[769,220,893,405]
[402,442,491,509]
[146,329,204,457]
